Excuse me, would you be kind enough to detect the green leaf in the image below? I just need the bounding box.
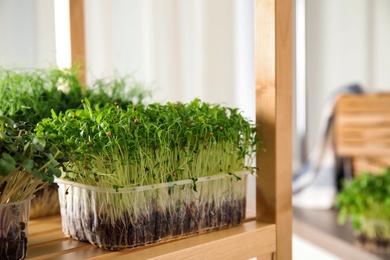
[33,170,47,181]
[1,152,16,165]
[53,168,61,178]
[83,97,91,107]
[0,159,16,176]
[22,159,34,172]
[0,153,17,176]
[51,109,58,119]
[33,136,46,147]
[50,146,64,159]
[48,166,61,179]
[96,113,103,124]
[157,130,163,141]
[32,143,44,152]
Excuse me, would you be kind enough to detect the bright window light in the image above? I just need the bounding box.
[54,0,71,68]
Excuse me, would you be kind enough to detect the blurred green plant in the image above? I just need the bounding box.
[336,168,390,238]
[0,67,83,124]
[86,75,151,108]
[0,67,152,125]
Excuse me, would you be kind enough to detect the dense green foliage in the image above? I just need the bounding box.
[36,98,259,189]
[336,169,390,231]
[0,116,63,203]
[0,67,151,125]
[0,67,83,124]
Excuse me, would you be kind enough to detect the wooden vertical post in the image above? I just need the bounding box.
[69,0,86,86]
[255,0,293,259]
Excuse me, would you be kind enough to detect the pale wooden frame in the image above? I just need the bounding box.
[69,0,86,86]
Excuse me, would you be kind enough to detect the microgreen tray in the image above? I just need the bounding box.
[56,171,248,250]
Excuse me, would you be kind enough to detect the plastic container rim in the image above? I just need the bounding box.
[0,195,35,207]
[55,170,250,194]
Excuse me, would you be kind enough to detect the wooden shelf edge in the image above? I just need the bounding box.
[28,215,275,260]
[106,221,276,260]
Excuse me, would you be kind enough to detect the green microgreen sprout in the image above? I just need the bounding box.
[36,98,258,189]
[336,168,390,241]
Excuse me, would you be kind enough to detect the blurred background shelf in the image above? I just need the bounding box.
[293,207,389,260]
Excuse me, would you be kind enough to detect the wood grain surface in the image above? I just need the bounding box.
[27,216,275,260]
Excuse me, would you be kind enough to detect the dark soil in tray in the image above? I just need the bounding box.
[0,230,28,259]
[69,197,246,250]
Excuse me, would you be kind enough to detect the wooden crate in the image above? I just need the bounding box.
[352,156,390,177]
[335,94,390,176]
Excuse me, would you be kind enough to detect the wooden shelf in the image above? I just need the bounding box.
[27,215,275,260]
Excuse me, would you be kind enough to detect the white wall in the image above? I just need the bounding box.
[304,0,390,155]
[0,0,56,68]
[371,0,390,91]
[83,0,255,118]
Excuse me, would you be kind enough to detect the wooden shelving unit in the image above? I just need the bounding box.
[27,0,292,259]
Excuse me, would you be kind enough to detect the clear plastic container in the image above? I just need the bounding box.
[56,171,248,250]
[0,197,33,260]
[354,217,390,254]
